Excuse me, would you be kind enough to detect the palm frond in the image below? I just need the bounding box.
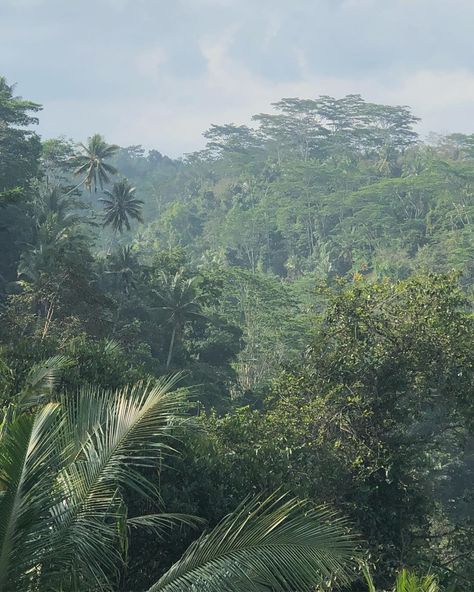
[149,492,359,592]
[0,403,61,590]
[361,562,377,592]
[395,569,439,592]
[44,376,192,590]
[18,355,72,407]
[128,513,205,539]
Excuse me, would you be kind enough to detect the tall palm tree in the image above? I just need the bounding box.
[18,185,90,284]
[105,245,138,295]
[100,179,144,233]
[0,373,358,591]
[31,185,91,237]
[72,133,118,193]
[154,270,205,368]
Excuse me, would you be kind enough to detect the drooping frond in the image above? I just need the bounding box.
[44,376,192,590]
[18,355,72,407]
[128,513,205,539]
[361,562,377,592]
[149,492,359,592]
[0,403,61,590]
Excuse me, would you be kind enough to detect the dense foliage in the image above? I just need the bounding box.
[0,77,473,590]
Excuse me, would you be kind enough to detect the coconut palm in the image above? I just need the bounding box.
[0,372,359,592]
[72,133,118,193]
[105,245,139,295]
[18,185,90,284]
[153,270,205,368]
[100,179,144,233]
[33,185,87,228]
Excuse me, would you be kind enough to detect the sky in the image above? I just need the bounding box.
[2,0,474,156]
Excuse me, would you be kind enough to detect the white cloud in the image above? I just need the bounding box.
[388,69,474,110]
[384,68,474,136]
[9,0,472,154]
[135,47,168,78]
[37,37,474,156]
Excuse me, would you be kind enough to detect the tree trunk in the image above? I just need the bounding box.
[166,324,177,368]
[64,174,87,196]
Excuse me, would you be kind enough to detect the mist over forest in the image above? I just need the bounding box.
[1,49,474,592]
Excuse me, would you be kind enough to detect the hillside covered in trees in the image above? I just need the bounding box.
[0,76,473,591]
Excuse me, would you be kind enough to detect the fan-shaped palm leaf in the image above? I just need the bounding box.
[149,492,359,592]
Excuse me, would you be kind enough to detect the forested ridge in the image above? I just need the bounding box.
[0,75,473,591]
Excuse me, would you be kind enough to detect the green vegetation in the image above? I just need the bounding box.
[0,372,356,591]
[0,77,473,590]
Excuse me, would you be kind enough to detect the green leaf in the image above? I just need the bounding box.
[149,492,359,592]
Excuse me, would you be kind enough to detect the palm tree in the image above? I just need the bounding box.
[34,185,85,225]
[105,245,138,295]
[153,270,205,368]
[105,246,140,332]
[0,372,358,591]
[100,179,144,233]
[17,186,91,337]
[72,133,118,193]
[18,186,90,286]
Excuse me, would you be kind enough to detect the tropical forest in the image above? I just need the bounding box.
[1,35,474,592]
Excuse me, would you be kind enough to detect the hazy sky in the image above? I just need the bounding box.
[2,0,474,156]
